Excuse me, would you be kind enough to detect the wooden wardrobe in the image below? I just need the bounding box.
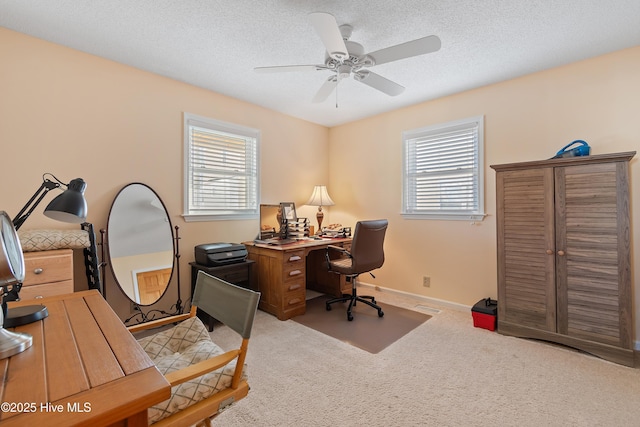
[491,151,636,367]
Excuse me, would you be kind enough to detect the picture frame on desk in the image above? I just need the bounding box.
[279,202,296,239]
[279,202,297,221]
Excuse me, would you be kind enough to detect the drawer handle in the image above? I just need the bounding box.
[289,270,302,276]
[35,295,44,299]
[288,255,301,262]
[288,284,301,291]
[288,298,302,305]
[33,268,44,275]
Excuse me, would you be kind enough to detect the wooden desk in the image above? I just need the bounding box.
[1,290,170,427]
[244,238,351,320]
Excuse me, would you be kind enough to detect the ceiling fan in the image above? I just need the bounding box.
[254,12,441,103]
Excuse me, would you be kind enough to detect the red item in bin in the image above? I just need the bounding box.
[471,298,497,331]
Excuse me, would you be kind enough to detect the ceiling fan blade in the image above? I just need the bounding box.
[309,12,349,61]
[312,75,338,103]
[366,35,441,66]
[355,70,405,96]
[254,65,327,73]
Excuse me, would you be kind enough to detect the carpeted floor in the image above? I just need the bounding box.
[209,288,640,427]
[292,295,431,353]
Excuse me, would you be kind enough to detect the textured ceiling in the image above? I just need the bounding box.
[1,0,640,127]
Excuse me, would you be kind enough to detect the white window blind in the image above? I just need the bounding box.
[184,113,259,221]
[402,116,485,220]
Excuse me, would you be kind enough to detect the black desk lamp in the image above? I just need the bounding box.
[3,174,88,328]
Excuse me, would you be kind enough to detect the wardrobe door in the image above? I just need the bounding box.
[555,162,633,349]
[497,167,556,332]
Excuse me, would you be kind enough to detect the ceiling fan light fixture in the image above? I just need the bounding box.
[337,64,351,80]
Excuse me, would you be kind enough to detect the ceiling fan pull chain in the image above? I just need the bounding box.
[335,82,339,108]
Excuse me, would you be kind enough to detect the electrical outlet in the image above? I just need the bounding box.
[423,276,431,287]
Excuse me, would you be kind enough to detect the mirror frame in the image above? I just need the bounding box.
[106,183,175,306]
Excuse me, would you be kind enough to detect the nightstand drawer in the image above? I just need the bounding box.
[22,249,73,287]
[19,280,73,300]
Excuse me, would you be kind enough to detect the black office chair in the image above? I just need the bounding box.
[325,219,388,321]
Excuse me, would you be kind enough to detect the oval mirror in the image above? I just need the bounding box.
[107,183,174,305]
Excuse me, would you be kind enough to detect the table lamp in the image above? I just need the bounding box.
[4,173,88,328]
[305,185,335,234]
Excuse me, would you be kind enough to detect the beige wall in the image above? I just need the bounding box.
[2,27,639,344]
[0,27,328,319]
[328,46,640,343]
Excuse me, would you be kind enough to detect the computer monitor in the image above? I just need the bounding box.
[257,202,298,242]
[259,204,280,240]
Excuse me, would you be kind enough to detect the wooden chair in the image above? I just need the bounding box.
[128,270,260,426]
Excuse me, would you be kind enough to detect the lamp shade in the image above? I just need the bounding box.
[44,178,88,223]
[305,185,335,207]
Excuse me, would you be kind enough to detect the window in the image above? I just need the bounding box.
[183,113,259,221]
[402,116,485,220]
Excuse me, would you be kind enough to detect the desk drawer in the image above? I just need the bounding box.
[283,287,305,310]
[282,273,305,309]
[22,249,73,287]
[283,249,305,268]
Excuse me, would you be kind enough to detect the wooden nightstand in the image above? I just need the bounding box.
[20,249,74,300]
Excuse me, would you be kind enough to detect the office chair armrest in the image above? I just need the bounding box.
[326,245,351,257]
[325,245,352,272]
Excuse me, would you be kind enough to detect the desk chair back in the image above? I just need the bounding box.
[348,219,388,274]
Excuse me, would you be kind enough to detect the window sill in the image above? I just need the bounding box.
[401,212,487,221]
[182,213,257,222]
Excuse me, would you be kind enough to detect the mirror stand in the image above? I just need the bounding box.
[100,226,184,325]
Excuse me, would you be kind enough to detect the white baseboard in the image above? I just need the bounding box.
[358,282,640,351]
[356,281,471,313]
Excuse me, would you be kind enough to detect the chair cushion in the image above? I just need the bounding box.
[329,256,354,275]
[137,317,246,425]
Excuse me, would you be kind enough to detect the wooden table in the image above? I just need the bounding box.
[244,237,352,320]
[0,290,170,426]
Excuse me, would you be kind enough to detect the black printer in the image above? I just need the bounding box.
[195,243,248,266]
